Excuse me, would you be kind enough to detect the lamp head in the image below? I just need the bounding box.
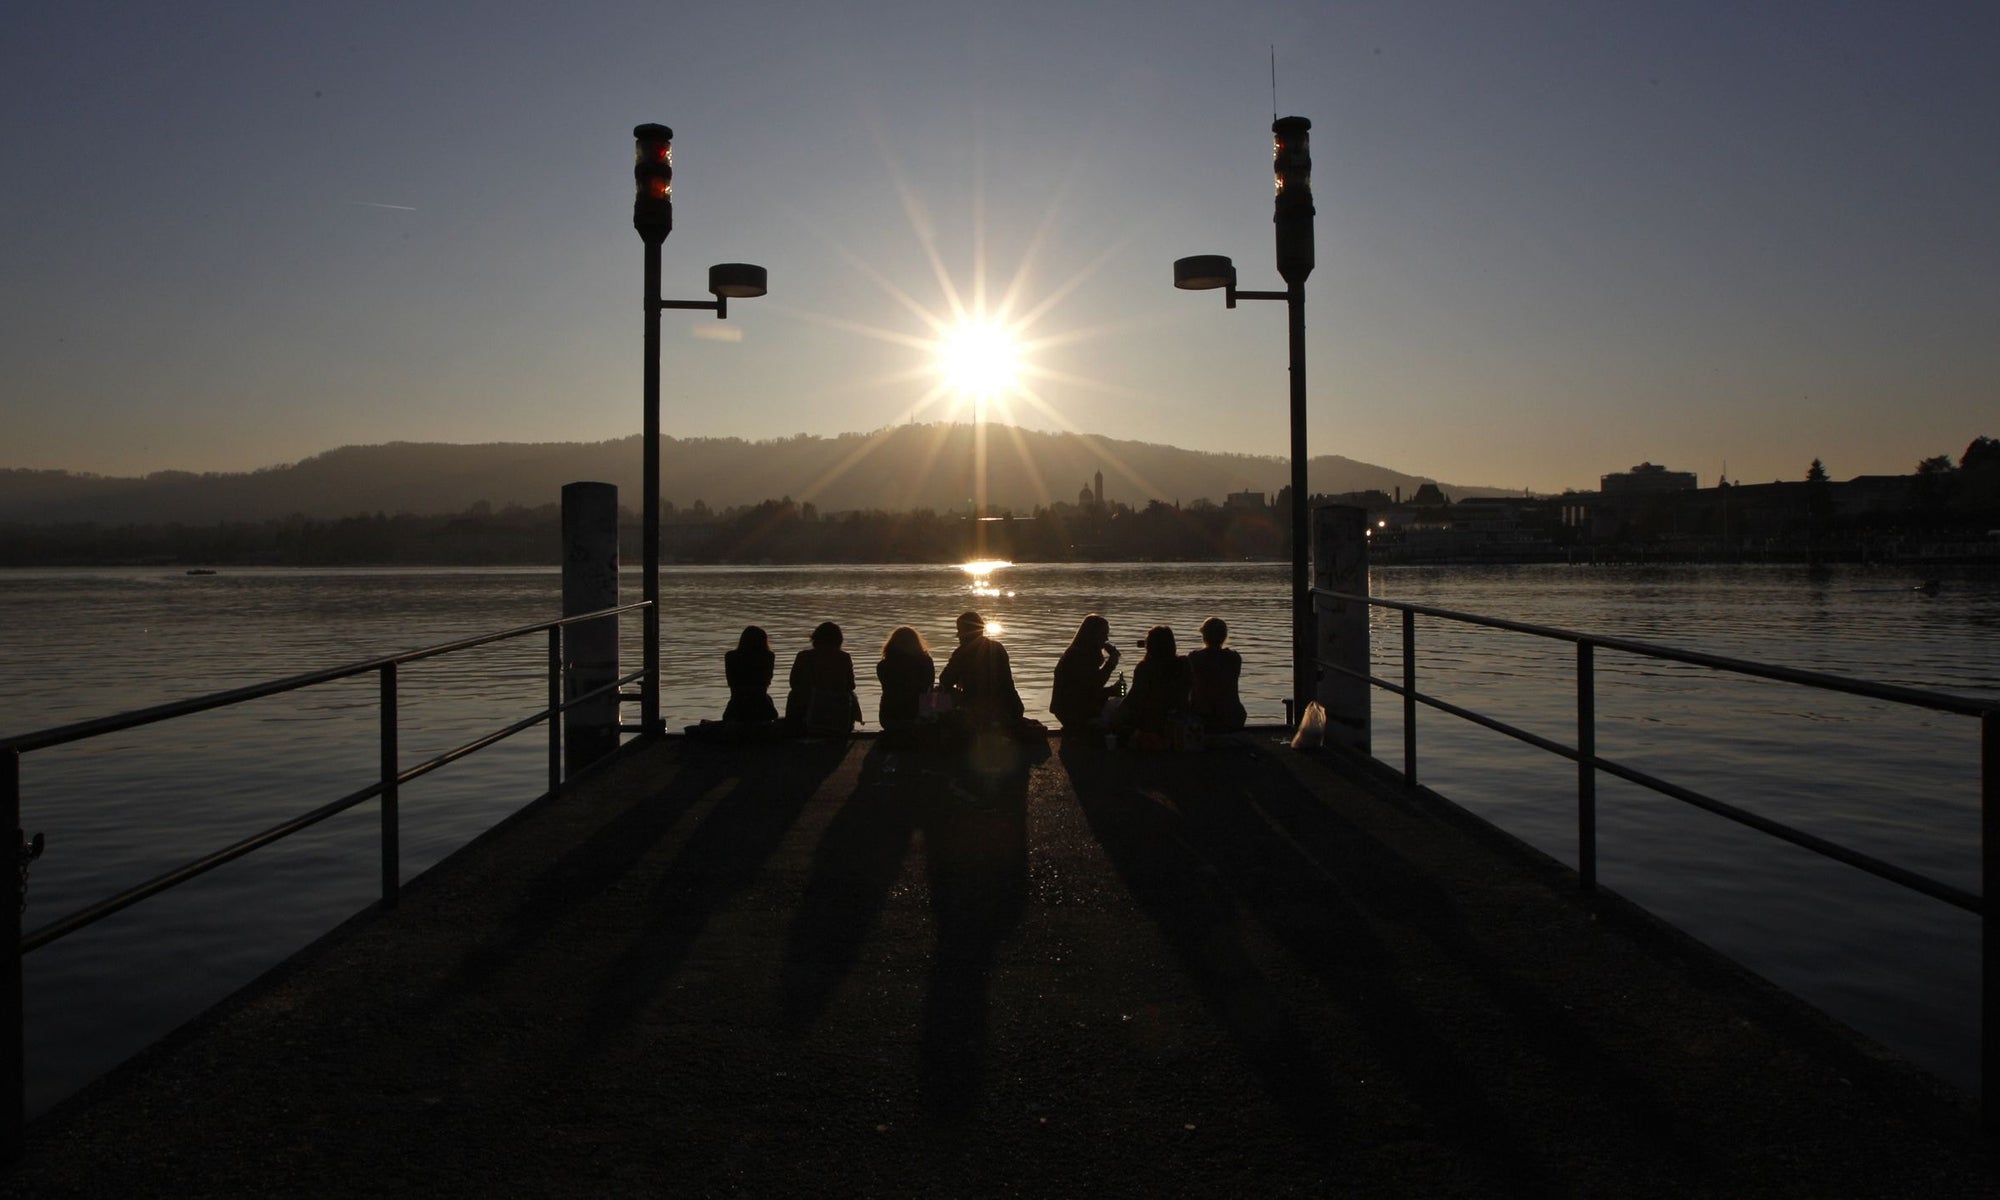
[708,263,768,299]
[1173,255,1235,291]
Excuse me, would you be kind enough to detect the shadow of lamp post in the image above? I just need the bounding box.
[1174,116,1316,727]
[633,123,767,735]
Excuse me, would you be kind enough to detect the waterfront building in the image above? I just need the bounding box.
[1601,462,1698,494]
[1451,496,1524,534]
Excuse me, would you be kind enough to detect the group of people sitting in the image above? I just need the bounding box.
[718,610,1245,749]
[722,610,1029,740]
[1050,614,1246,749]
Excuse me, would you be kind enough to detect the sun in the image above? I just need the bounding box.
[773,141,1178,513]
[937,319,1023,401]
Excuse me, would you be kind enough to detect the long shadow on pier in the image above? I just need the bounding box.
[782,737,1034,1124]
[1063,741,1701,1191]
[7,734,1995,1198]
[408,741,841,1022]
[572,739,849,1059]
[1217,750,1707,1158]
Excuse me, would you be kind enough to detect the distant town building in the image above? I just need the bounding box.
[1410,483,1449,507]
[1077,469,1106,508]
[1225,489,1267,511]
[1451,497,1523,534]
[1600,462,1697,494]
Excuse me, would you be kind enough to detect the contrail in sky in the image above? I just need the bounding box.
[347,201,417,211]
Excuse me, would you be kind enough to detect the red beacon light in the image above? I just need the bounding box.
[1271,115,1314,284]
[1272,116,1312,202]
[632,123,674,242]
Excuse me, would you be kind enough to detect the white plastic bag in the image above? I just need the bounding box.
[1290,700,1327,750]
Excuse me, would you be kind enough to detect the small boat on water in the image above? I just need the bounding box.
[185,568,217,576]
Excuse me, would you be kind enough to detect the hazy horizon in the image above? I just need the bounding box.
[7,421,1513,492]
[6,4,1995,493]
[1,422,1549,533]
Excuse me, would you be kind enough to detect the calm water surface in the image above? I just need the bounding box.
[0,562,1994,1112]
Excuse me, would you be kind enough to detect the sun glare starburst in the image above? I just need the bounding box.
[937,320,1022,401]
[779,145,1176,516]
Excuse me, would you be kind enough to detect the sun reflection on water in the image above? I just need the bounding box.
[960,559,1015,599]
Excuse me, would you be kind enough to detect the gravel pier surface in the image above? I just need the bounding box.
[6,733,1992,1197]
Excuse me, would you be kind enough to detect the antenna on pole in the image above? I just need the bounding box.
[1270,45,1278,121]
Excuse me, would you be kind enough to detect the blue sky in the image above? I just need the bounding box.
[4,1,1995,493]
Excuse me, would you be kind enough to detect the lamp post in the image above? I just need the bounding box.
[1174,115,1316,727]
[632,123,766,735]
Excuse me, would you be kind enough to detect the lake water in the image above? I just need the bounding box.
[0,562,1994,1114]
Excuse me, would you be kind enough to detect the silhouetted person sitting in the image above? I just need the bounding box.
[1049,613,1121,733]
[939,610,1024,728]
[723,625,779,724]
[785,621,862,736]
[875,625,936,732]
[1187,615,1246,733]
[1111,624,1192,749]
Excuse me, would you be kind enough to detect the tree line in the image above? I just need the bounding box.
[5,437,1989,568]
[0,496,1297,568]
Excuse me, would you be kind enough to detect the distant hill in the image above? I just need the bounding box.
[0,425,1518,524]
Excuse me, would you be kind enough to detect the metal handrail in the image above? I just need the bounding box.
[1333,593,1989,717]
[0,602,653,754]
[1317,658,1983,913]
[2,599,654,1158]
[1314,587,1993,894]
[1312,584,1999,1119]
[18,666,645,954]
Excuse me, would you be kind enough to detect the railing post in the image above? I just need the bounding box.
[1312,506,1369,753]
[1983,709,1997,1131]
[379,664,399,909]
[562,481,622,770]
[3,749,22,1163]
[1578,641,1597,894]
[1401,609,1418,788]
[548,626,563,800]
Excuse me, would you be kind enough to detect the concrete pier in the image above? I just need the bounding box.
[5,736,1993,1197]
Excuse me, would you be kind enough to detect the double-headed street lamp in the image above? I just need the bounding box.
[1174,115,1315,728]
[633,123,767,735]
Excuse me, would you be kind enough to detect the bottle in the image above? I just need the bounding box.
[1115,672,1126,697]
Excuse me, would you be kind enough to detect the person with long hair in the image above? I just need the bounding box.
[1187,615,1246,732]
[1111,624,1191,748]
[784,621,863,735]
[722,625,778,724]
[876,625,935,731]
[1049,613,1121,732]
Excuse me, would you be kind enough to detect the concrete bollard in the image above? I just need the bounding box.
[562,482,621,773]
[1312,504,1369,754]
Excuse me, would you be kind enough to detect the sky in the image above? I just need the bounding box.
[4,2,1996,495]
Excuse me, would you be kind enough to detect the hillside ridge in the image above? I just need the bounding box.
[0,424,1520,524]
